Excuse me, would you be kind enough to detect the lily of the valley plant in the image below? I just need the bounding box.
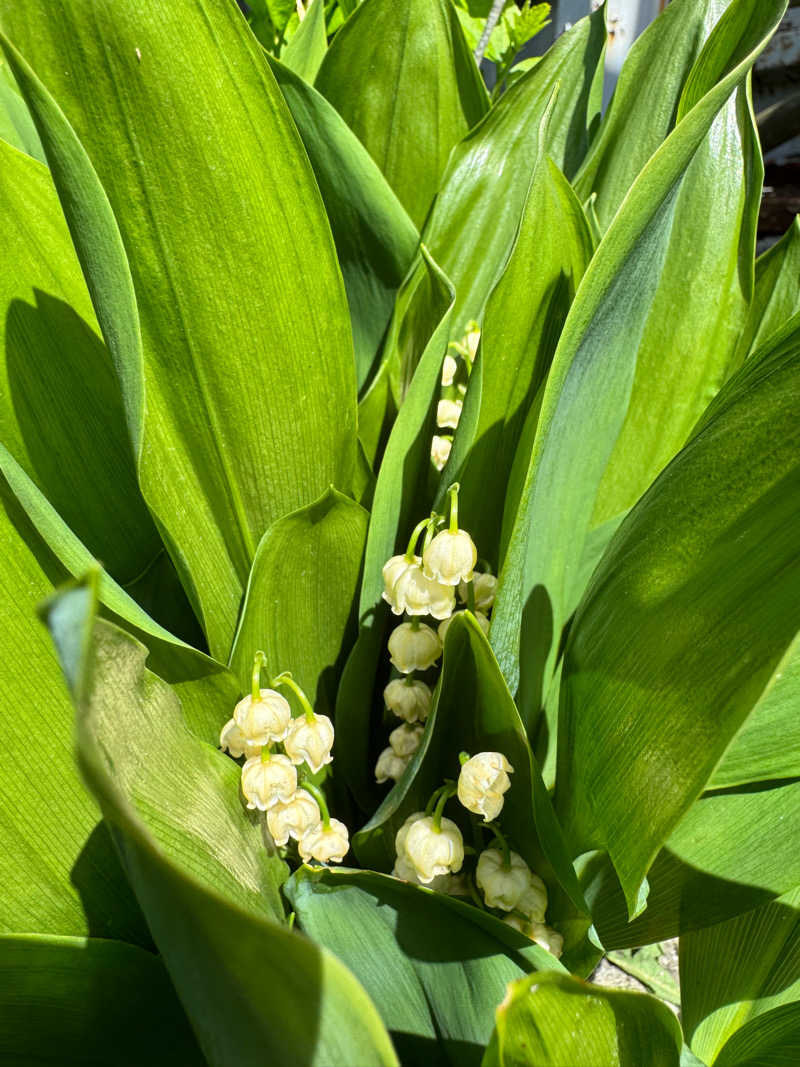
[1,0,799,1064]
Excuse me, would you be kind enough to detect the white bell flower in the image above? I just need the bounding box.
[431,435,452,471]
[382,554,455,619]
[392,854,459,893]
[283,713,334,774]
[375,746,410,784]
[388,622,442,673]
[298,818,350,864]
[382,554,415,608]
[389,722,424,758]
[459,573,497,612]
[240,753,297,811]
[394,811,427,858]
[517,874,548,923]
[437,398,463,430]
[529,922,564,959]
[219,717,261,759]
[233,689,291,746]
[266,789,321,846]
[465,323,480,361]
[384,678,432,723]
[403,815,464,883]
[423,529,477,586]
[438,609,489,644]
[476,848,533,911]
[457,751,514,822]
[441,354,458,387]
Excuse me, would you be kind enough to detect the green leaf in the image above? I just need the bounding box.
[229,488,368,713]
[267,54,419,391]
[0,933,204,1065]
[0,58,43,160]
[1,0,358,661]
[422,5,606,338]
[483,971,683,1067]
[681,886,800,1065]
[732,216,800,366]
[490,0,787,729]
[287,866,565,1067]
[455,151,593,569]
[0,481,148,942]
[713,1003,800,1067]
[336,248,454,809]
[0,443,240,747]
[44,579,399,1067]
[281,0,327,82]
[354,614,588,940]
[0,136,162,588]
[315,0,488,230]
[556,292,800,915]
[574,0,731,230]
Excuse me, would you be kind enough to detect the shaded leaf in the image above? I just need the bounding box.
[732,215,800,367]
[0,934,204,1065]
[282,0,327,81]
[315,0,488,230]
[713,1003,800,1067]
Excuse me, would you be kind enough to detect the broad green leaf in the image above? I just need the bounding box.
[1,0,358,661]
[681,887,800,1065]
[44,580,399,1067]
[315,0,488,230]
[423,5,606,338]
[574,0,731,230]
[713,1003,800,1067]
[732,215,800,366]
[0,137,162,587]
[0,58,43,160]
[336,248,454,810]
[229,488,368,713]
[287,866,565,1067]
[0,443,240,747]
[455,151,593,568]
[590,78,761,526]
[583,780,800,949]
[482,971,682,1067]
[0,934,203,1065]
[0,477,148,942]
[354,614,588,942]
[268,53,419,391]
[490,0,787,728]
[556,292,800,914]
[281,0,327,81]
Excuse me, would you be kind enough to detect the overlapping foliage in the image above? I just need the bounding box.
[0,0,798,1064]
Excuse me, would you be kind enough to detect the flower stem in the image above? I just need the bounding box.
[447,483,460,533]
[405,517,430,560]
[432,783,457,831]
[251,650,268,702]
[300,778,331,829]
[272,672,315,722]
[487,823,511,868]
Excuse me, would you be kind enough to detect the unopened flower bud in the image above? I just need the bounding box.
[375,746,410,783]
[389,722,424,758]
[283,713,334,774]
[404,815,464,883]
[388,622,442,673]
[384,678,432,723]
[423,529,477,586]
[517,874,548,923]
[299,818,350,864]
[458,751,513,821]
[266,789,321,846]
[437,398,462,430]
[234,689,291,746]
[476,848,532,911]
[441,354,458,387]
[438,609,489,644]
[219,717,261,759]
[241,753,297,811]
[383,555,455,619]
[459,573,497,612]
[529,922,563,958]
[431,435,452,471]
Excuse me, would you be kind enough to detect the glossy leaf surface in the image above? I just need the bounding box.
[281,0,327,82]
[732,215,800,366]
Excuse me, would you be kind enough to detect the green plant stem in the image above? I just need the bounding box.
[447,483,460,533]
[251,649,267,701]
[300,778,331,830]
[271,671,315,722]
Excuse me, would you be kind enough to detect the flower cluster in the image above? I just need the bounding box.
[219,653,348,864]
[431,321,480,471]
[377,483,494,783]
